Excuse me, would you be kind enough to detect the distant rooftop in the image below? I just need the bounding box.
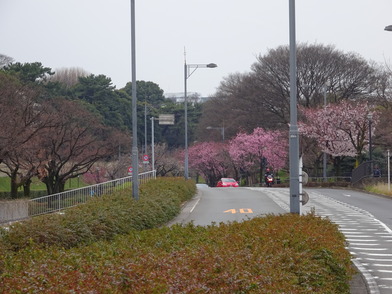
[164,92,211,104]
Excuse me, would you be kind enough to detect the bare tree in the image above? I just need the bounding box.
[0,72,53,163]
[153,143,182,176]
[0,135,47,198]
[0,72,57,197]
[197,73,272,142]
[0,54,13,68]
[198,43,389,140]
[36,99,119,194]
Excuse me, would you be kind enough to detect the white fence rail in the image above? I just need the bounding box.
[28,170,156,218]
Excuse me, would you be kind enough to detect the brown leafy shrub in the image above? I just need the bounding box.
[0,214,354,293]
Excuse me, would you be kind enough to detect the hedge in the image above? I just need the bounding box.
[0,214,354,293]
[0,177,196,251]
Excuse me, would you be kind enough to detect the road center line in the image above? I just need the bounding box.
[190,198,200,213]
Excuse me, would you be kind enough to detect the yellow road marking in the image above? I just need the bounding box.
[224,209,253,214]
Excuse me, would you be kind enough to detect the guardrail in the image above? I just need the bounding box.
[309,176,352,183]
[28,170,156,218]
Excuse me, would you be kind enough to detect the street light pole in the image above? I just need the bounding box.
[130,0,139,200]
[184,62,189,179]
[151,117,156,172]
[144,102,147,155]
[289,0,300,214]
[388,149,391,191]
[368,113,373,173]
[184,60,217,179]
[385,26,391,188]
[323,85,327,182]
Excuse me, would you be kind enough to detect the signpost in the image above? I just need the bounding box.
[150,114,174,172]
[159,114,175,125]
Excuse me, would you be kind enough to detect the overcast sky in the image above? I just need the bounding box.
[1,0,392,97]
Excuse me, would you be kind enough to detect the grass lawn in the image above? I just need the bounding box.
[0,176,87,193]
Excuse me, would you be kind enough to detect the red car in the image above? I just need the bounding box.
[216,178,239,187]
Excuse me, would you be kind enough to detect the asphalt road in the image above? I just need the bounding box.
[170,184,285,226]
[170,185,392,294]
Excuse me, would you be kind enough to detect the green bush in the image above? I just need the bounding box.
[0,177,196,251]
[0,214,354,293]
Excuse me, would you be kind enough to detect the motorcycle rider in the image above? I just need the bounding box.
[264,168,274,186]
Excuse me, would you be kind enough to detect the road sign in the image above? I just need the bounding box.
[159,114,175,125]
[300,191,309,206]
[143,154,149,164]
[128,166,133,175]
[302,171,309,185]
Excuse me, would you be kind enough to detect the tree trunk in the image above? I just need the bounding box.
[10,176,19,199]
[259,161,263,185]
[10,169,19,199]
[23,179,32,198]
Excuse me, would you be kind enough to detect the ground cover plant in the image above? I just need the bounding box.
[365,182,392,198]
[0,213,354,293]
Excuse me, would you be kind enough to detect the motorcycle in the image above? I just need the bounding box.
[265,174,274,187]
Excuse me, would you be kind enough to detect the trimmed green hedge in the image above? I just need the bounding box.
[0,214,354,293]
[0,177,196,251]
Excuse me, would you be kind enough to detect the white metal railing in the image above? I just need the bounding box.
[28,170,156,218]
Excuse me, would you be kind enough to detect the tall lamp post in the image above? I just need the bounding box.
[184,61,217,179]
[130,0,139,200]
[368,113,373,168]
[323,85,327,182]
[385,26,391,187]
[289,0,300,214]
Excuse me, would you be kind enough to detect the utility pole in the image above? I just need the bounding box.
[130,0,139,200]
[289,0,300,214]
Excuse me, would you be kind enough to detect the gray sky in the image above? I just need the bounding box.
[1,0,392,97]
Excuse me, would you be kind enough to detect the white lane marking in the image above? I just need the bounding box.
[345,234,374,237]
[362,253,392,257]
[366,258,392,262]
[347,239,379,242]
[190,198,200,213]
[351,247,388,251]
[350,243,380,246]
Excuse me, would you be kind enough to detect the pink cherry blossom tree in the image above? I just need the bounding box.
[228,128,288,184]
[299,101,379,165]
[188,141,231,186]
